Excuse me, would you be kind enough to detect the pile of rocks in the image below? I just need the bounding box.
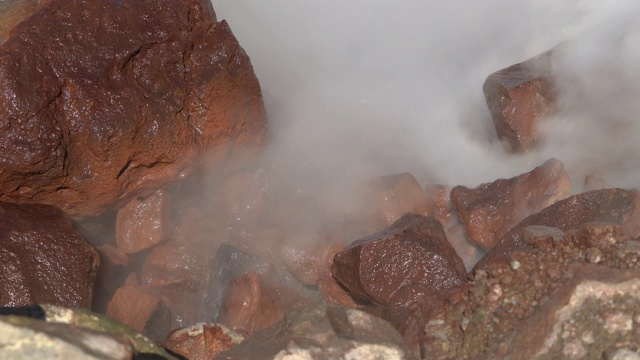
[0,1,639,359]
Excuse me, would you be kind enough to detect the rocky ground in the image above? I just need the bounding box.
[0,1,639,360]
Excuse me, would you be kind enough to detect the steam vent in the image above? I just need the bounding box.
[1,0,640,359]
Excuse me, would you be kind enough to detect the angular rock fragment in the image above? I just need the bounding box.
[332,214,467,306]
[215,303,418,360]
[451,158,571,250]
[106,283,171,340]
[425,184,454,226]
[116,189,171,254]
[163,322,245,360]
[483,49,556,152]
[0,0,267,217]
[476,188,640,271]
[218,271,310,335]
[367,173,434,228]
[318,243,360,308]
[0,202,99,308]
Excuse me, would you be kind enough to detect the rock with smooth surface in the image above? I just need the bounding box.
[0,202,99,308]
[451,158,571,250]
[483,50,556,152]
[0,0,267,217]
[215,303,418,360]
[116,189,171,254]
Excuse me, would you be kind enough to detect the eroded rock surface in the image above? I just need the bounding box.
[483,49,556,152]
[476,188,640,271]
[163,322,245,360]
[215,303,417,360]
[0,0,267,217]
[451,158,571,250]
[0,202,99,308]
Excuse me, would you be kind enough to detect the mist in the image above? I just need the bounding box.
[209,0,640,227]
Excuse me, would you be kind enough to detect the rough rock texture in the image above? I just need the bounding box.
[0,202,99,308]
[163,322,245,360]
[0,0,50,44]
[451,158,571,250]
[367,173,434,228]
[0,0,267,217]
[0,315,135,360]
[483,50,556,152]
[218,271,310,336]
[332,214,466,307]
[116,189,171,254]
[421,222,640,359]
[476,188,640,271]
[215,303,418,360]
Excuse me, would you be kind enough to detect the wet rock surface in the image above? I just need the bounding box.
[115,190,171,254]
[476,188,640,270]
[451,158,571,250]
[215,303,418,360]
[483,49,556,152]
[0,0,267,217]
[421,222,640,359]
[0,202,99,308]
[162,322,245,360]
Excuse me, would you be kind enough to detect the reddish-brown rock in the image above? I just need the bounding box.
[367,173,434,228]
[451,158,571,250]
[483,50,556,152]
[163,322,245,360]
[318,243,359,308]
[0,0,267,217]
[584,174,612,191]
[425,184,454,226]
[331,214,467,307]
[115,189,171,254]
[105,283,171,340]
[279,245,323,286]
[0,202,99,308]
[476,188,640,271]
[217,271,310,335]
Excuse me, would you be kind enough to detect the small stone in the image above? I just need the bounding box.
[509,260,521,271]
[585,248,603,264]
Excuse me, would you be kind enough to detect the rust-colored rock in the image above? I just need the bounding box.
[105,283,171,340]
[332,214,467,307]
[318,242,359,308]
[451,158,571,250]
[163,322,245,360]
[367,173,434,228]
[0,0,267,217]
[483,50,556,152]
[116,189,171,254]
[0,0,50,44]
[218,271,309,336]
[476,188,640,271]
[0,202,99,308]
[279,245,323,286]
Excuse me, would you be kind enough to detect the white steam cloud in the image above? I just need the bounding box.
[211,0,640,214]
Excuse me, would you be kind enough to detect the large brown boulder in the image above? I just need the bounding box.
[0,0,267,217]
[0,202,99,308]
[475,188,640,271]
[483,50,556,152]
[451,158,571,250]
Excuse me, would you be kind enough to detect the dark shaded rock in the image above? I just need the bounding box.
[116,189,171,254]
[0,0,267,217]
[475,188,640,271]
[0,304,45,320]
[367,173,434,228]
[451,158,570,250]
[162,323,244,360]
[332,214,467,307]
[318,242,360,308]
[217,271,310,336]
[483,49,556,152]
[215,303,418,360]
[0,202,99,308]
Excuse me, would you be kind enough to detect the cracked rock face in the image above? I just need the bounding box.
[0,0,267,217]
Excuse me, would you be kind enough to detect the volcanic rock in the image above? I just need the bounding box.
[0,202,99,308]
[332,214,466,307]
[451,158,571,250]
[483,49,556,152]
[476,188,640,271]
[214,303,418,360]
[217,271,310,336]
[115,189,171,254]
[0,0,267,217]
[163,322,245,360]
[367,172,434,228]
